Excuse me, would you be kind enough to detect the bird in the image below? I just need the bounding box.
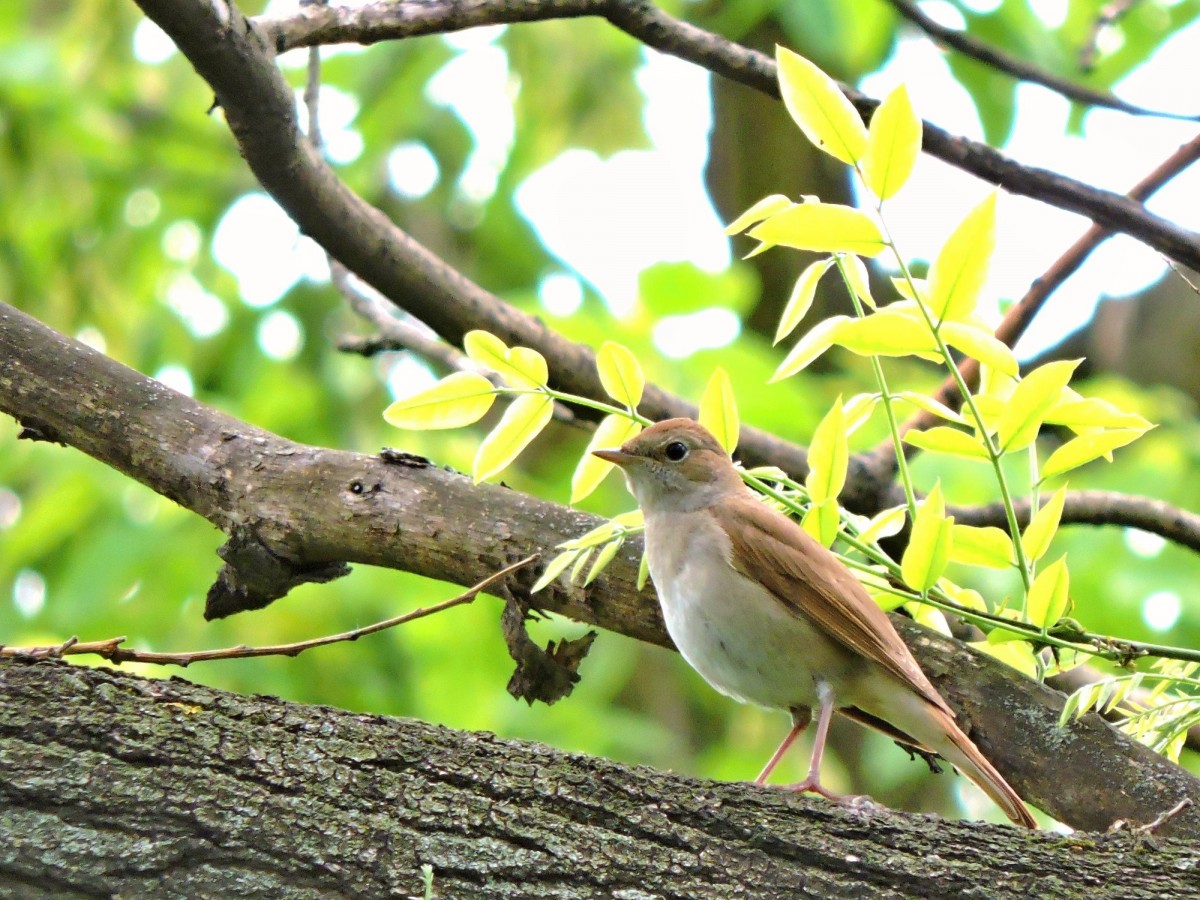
[593,417,1036,828]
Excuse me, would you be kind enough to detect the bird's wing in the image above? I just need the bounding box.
[712,493,952,715]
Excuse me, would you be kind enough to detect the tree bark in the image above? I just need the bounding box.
[3,659,1199,899]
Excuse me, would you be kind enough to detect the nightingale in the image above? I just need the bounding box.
[594,418,1035,828]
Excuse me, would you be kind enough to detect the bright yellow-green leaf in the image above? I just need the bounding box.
[637,552,651,590]
[903,426,990,460]
[901,483,953,592]
[571,415,642,503]
[940,322,1018,376]
[802,497,841,547]
[584,537,623,586]
[843,392,880,434]
[1041,428,1149,481]
[806,397,848,503]
[842,254,876,309]
[383,371,497,430]
[748,203,887,257]
[743,241,775,259]
[938,578,987,612]
[771,315,851,381]
[1027,555,1070,629]
[896,391,966,425]
[984,609,1034,645]
[569,546,594,585]
[862,84,921,201]
[970,639,1039,679]
[1022,486,1066,561]
[531,549,581,593]
[463,330,548,388]
[904,601,951,636]
[891,276,929,306]
[971,394,1006,436]
[776,258,835,344]
[927,193,997,323]
[571,416,641,502]
[949,524,1014,568]
[857,505,907,544]
[699,366,739,453]
[775,45,868,165]
[998,360,1081,452]
[725,194,795,235]
[832,311,940,357]
[473,393,554,482]
[1044,397,1153,432]
[596,341,645,409]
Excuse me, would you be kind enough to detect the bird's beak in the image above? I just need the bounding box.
[592,448,637,467]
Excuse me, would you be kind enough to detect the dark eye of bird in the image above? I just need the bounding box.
[664,441,688,462]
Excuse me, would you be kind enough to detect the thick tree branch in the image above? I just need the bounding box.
[6,301,1200,836]
[255,0,1200,271]
[7,661,1200,896]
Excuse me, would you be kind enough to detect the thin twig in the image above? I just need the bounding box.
[886,0,1195,121]
[0,556,539,668]
[1081,0,1140,72]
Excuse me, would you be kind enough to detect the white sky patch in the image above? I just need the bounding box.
[132,19,176,65]
[257,310,304,361]
[166,273,229,338]
[213,193,328,307]
[154,364,194,396]
[918,1,967,30]
[387,353,438,400]
[653,308,741,359]
[297,85,364,165]
[538,272,584,317]
[75,327,106,354]
[388,142,440,199]
[163,220,203,264]
[1124,528,1167,559]
[13,569,46,619]
[0,488,21,529]
[1142,590,1183,632]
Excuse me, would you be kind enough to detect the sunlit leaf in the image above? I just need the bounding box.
[775,45,868,165]
[725,194,795,234]
[571,415,642,503]
[857,505,907,544]
[463,330,547,388]
[473,392,554,482]
[771,315,851,381]
[949,524,1014,568]
[596,341,645,409]
[842,254,876,309]
[971,639,1039,679]
[1040,428,1150,481]
[904,600,951,636]
[940,322,1018,375]
[383,371,496,430]
[832,311,940,357]
[998,360,1081,452]
[802,497,841,547]
[927,193,996,323]
[862,84,921,201]
[843,392,880,434]
[1027,555,1070,629]
[901,482,953,592]
[1022,485,1067,561]
[748,203,886,257]
[896,391,967,425]
[584,537,623,585]
[806,397,848,503]
[776,257,835,344]
[1044,396,1153,432]
[637,552,651,590]
[698,366,739,453]
[531,549,581,593]
[903,426,990,460]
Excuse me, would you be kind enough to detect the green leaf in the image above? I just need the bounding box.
[927,193,996,323]
[747,203,887,257]
[1040,428,1149,481]
[531,549,581,593]
[776,257,834,344]
[862,83,921,201]
[949,524,1014,568]
[771,315,851,381]
[998,360,1081,452]
[802,497,841,548]
[857,505,907,544]
[637,552,651,590]
[901,483,953,592]
[1027,555,1070,629]
[1044,396,1153,432]
[903,427,990,459]
[971,639,1039,679]
[698,366,739,453]
[940,322,1018,376]
[463,330,548,388]
[775,45,868,165]
[571,415,642,503]
[473,393,554,482]
[832,311,940,358]
[1022,486,1067,562]
[842,254,876,309]
[896,391,967,425]
[843,392,880,434]
[584,537,623,585]
[725,194,795,235]
[806,397,848,503]
[596,341,645,409]
[383,371,497,430]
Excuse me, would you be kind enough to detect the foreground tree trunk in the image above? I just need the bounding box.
[2,659,1198,898]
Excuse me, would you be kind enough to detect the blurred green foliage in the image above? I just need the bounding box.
[3,0,1200,826]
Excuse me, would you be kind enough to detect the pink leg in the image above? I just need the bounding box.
[755,707,812,785]
[775,683,874,806]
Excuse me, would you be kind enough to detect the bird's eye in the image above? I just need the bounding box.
[664,441,689,462]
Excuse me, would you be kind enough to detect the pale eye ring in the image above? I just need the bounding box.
[665,441,689,462]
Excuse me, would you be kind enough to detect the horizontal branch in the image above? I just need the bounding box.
[257,0,1200,270]
[6,300,1200,836]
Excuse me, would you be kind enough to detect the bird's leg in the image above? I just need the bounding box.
[754,707,812,785]
[778,683,875,807]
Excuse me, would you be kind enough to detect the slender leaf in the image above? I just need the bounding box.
[1041,428,1149,481]
[901,483,953,591]
[473,392,554,482]
[802,497,841,548]
[806,397,848,503]
[927,193,997,323]
[1027,555,1070,629]
[842,254,876,309]
[771,315,851,381]
[776,258,834,343]
[903,426,990,460]
[1044,397,1153,432]
[832,311,940,357]
[949,524,1015,568]
[584,537,623,585]
[896,391,967,425]
[383,371,496,430]
[998,360,1081,452]
[857,505,907,545]
[748,203,887,257]
[862,84,921,201]
[463,330,547,388]
[596,341,645,409]
[698,366,739,453]
[940,322,1018,376]
[532,549,582,593]
[1022,486,1066,561]
[725,194,795,234]
[775,45,868,165]
[571,415,642,503]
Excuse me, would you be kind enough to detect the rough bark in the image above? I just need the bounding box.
[4,659,1200,899]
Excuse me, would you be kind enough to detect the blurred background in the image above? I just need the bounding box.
[4,0,1200,825]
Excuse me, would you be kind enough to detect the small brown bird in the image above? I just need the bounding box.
[594,418,1035,827]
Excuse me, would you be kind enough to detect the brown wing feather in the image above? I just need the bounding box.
[712,492,952,715]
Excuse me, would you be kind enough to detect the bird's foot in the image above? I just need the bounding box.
[773,778,879,810]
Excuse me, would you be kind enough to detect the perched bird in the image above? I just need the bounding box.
[594,418,1035,828]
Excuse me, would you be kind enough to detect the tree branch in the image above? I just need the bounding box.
[254,0,1200,270]
[6,300,1200,836]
